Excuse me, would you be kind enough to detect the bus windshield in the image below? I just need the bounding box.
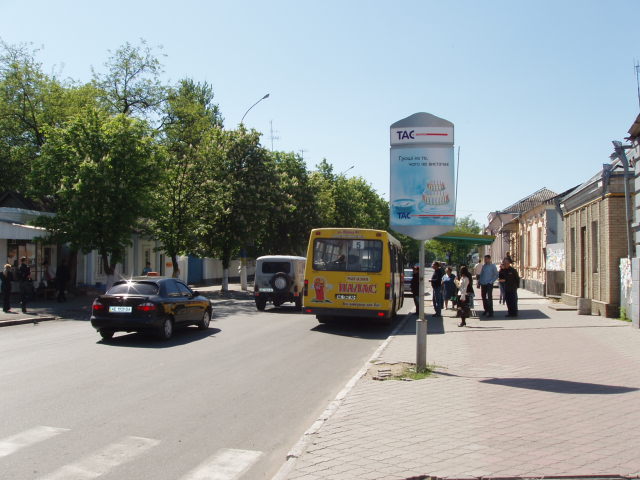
[312,238,382,272]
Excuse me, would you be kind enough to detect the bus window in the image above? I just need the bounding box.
[313,238,382,272]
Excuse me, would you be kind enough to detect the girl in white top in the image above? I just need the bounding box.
[457,265,474,327]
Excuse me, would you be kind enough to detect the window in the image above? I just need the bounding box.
[176,281,193,297]
[261,262,291,274]
[313,238,382,272]
[164,280,182,297]
[592,221,598,273]
[570,227,576,272]
[107,281,159,296]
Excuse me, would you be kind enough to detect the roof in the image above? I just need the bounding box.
[500,187,559,214]
[433,232,495,246]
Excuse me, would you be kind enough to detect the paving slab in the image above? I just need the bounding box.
[280,289,640,480]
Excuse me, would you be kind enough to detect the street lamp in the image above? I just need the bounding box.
[340,165,354,176]
[240,93,270,125]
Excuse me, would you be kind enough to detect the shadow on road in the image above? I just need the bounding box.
[481,377,639,395]
[97,327,222,348]
[481,309,551,320]
[311,316,398,340]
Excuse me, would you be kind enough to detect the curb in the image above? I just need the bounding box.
[0,315,57,327]
[271,312,412,480]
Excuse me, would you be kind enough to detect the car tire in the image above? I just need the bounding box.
[158,318,173,340]
[295,295,302,310]
[99,329,114,340]
[197,309,211,330]
[270,272,291,293]
[256,297,267,311]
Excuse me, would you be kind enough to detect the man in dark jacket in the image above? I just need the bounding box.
[498,258,520,317]
[430,261,444,317]
[17,257,31,313]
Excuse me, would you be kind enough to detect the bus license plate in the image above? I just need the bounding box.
[336,294,356,300]
[109,306,132,313]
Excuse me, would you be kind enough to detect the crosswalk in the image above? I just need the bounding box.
[0,426,263,480]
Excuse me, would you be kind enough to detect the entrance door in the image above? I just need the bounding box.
[580,226,587,297]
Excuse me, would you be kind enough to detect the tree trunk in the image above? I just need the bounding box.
[101,252,116,292]
[171,254,180,278]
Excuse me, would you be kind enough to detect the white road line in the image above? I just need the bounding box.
[181,448,263,480]
[0,426,69,458]
[38,435,160,480]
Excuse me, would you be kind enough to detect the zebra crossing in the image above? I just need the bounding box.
[0,426,263,480]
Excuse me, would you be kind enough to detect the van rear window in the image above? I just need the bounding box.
[261,262,291,274]
[312,239,382,272]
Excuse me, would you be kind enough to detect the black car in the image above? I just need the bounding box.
[90,277,212,341]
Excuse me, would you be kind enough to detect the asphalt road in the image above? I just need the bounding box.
[0,295,403,480]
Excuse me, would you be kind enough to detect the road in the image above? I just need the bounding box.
[0,294,402,480]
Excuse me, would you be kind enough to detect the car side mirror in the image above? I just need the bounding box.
[191,290,200,296]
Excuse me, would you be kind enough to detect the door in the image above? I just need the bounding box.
[580,226,587,298]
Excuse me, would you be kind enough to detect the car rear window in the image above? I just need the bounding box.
[107,282,159,296]
[261,262,291,274]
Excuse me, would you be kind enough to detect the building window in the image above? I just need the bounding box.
[592,221,598,273]
[538,226,543,269]
[570,227,576,272]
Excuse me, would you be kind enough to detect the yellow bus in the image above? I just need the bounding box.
[302,228,404,323]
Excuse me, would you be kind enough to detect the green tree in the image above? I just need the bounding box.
[92,39,166,119]
[196,127,277,290]
[425,214,482,266]
[30,107,160,287]
[257,150,319,255]
[147,79,224,277]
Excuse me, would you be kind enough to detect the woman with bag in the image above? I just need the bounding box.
[0,264,14,313]
[456,265,474,327]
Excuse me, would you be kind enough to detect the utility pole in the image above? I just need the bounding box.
[269,120,280,151]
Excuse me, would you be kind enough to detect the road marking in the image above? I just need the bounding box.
[39,435,160,480]
[0,426,69,458]
[181,448,263,480]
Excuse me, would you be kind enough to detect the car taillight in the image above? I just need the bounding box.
[92,300,105,312]
[135,302,157,312]
[304,279,309,296]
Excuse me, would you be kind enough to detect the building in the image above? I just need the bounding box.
[559,159,631,317]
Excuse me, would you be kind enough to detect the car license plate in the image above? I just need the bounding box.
[336,294,356,300]
[259,287,274,292]
[109,306,132,313]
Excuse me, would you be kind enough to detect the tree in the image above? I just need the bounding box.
[425,215,482,266]
[147,79,224,277]
[92,40,166,120]
[256,150,320,255]
[196,127,277,290]
[30,107,160,288]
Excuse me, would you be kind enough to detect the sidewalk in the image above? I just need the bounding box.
[280,289,640,479]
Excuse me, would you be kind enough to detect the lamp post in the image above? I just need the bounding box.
[239,93,270,291]
[340,165,354,176]
[240,93,270,125]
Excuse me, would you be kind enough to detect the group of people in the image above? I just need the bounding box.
[409,253,520,327]
[0,257,70,314]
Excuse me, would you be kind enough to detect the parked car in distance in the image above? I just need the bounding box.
[254,255,306,310]
[403,268,414,294]
[90,277,212,341]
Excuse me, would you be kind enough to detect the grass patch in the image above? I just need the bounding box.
[619,307,632,322]
[392,363,439,381]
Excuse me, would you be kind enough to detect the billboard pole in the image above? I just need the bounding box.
[417,240,427,370]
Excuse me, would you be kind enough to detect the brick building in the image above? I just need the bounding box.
[559,160,630,317]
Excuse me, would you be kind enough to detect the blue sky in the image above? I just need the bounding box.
[2,0,639,227]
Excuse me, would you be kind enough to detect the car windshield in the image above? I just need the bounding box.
[261,262,291,274]
[107,281,159,296]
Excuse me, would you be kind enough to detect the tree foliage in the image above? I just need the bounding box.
[425,215,482,266]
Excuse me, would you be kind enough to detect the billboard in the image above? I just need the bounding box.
[389,112,456,240]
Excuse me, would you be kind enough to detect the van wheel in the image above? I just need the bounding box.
[99,329,114,340]
[256,297,267,311]
[295,296,302,310]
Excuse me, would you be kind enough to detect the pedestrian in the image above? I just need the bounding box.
[478,254,498,318]
[498,262,506,304]
[0,264,13,312]
[17,257,31,313]
[55,259,70,302]
[442,266,457,310]
[430,261,444,317]
[504,251,514,264]
[141,261,152,276]
[499,258,520,317]
[456,265,474,327]
[42,259,55,288]
[410,265,420,315]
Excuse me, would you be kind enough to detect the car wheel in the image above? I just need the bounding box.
[99,329,114,340]
[295,295,302,310]
[198,309,211,330]
[158,318,173,340]
[256,297,267,311]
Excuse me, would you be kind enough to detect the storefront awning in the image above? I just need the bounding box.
[432,232,495,246]
[0,220,48,240]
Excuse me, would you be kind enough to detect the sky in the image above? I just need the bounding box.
[1,0,639,228]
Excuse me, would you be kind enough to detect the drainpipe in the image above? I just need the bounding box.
[612,141,634,260]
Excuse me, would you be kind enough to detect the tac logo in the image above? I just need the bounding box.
[396,130,415,140]
[396,212,411,219]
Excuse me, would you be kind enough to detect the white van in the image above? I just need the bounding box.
[253,255,306,310]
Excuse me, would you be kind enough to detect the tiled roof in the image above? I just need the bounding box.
[500,187,559,213]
